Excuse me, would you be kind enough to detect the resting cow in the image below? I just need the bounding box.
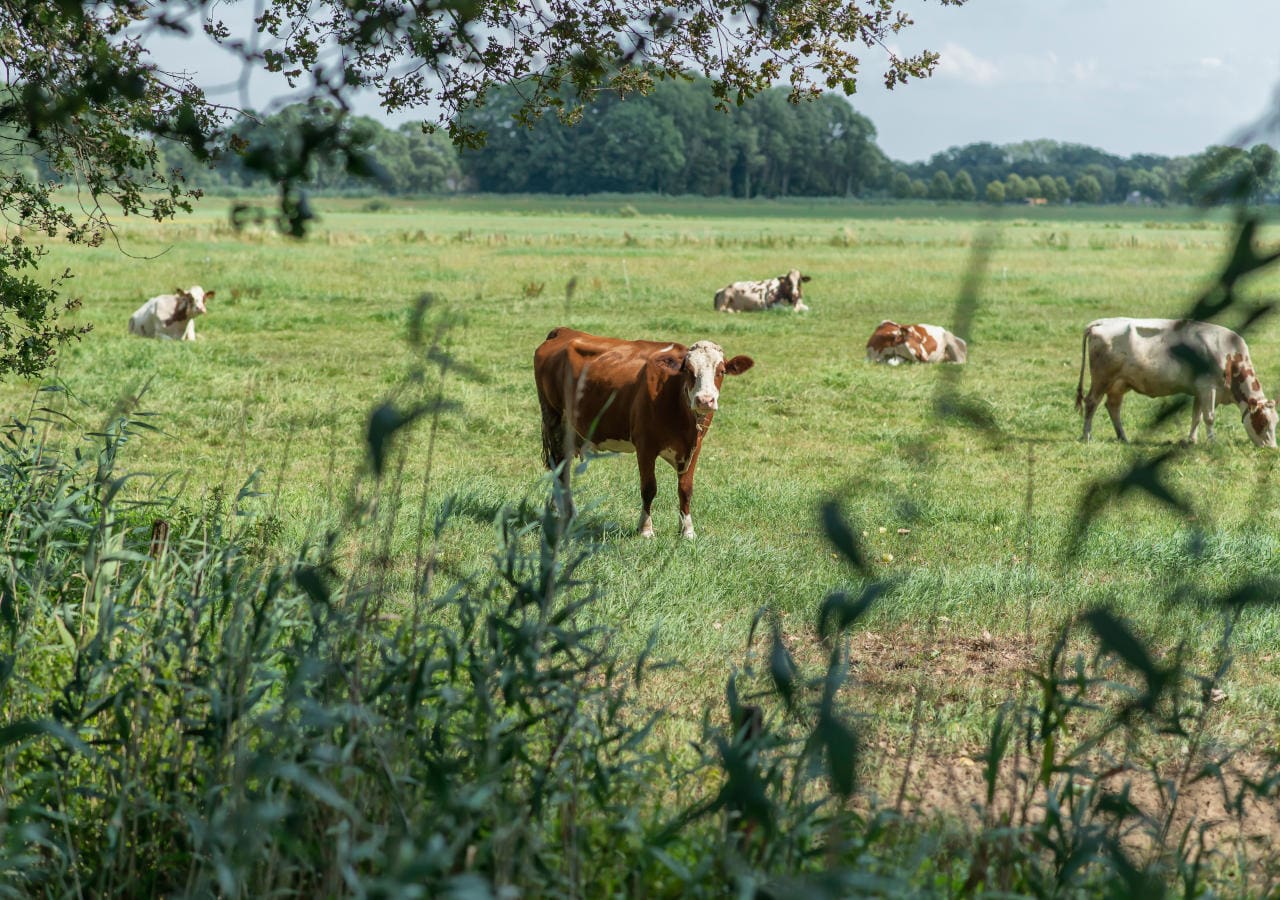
[866,321,968,365]
[1076,317,1277,447]
[534,327,754,538]
[714,269,810,312]
[128,285,213,341]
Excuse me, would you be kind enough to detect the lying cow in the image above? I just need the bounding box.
[534,327,754,538]
[714,269,810,312]
[866,321,968,365]
[128,285,213,340]
[1076,317,1277,447]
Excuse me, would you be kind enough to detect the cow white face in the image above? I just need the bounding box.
[683,340,754,413]
[1243,399,1278,448]
[185,285,212,316]
[171,285,211,321]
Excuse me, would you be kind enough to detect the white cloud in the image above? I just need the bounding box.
[1070,58,1100,83]
[936,42,1000,85]
[1200,57,1224,69]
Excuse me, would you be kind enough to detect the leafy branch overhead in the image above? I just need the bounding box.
[240,0,968,145]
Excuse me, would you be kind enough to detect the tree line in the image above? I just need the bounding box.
[13,78,1272,206]
[897,139,1280,205]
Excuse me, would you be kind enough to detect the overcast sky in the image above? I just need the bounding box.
[144,0,1280,164]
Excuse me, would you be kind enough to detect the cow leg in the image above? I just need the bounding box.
[1201,388,1217,442]
[637,450,658,538]
[1081,388,1104,441]
[676,457,700,540]
[1105,389,1128,443]
[1187,396,1203,444]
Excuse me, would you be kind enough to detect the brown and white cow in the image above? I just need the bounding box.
[128,285,213,341]
[1076,317,1278,447]
[534,327,754,538]
[865,321,968,365]
[714,269,811,312]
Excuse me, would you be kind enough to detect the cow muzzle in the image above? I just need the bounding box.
[693,393,718,413]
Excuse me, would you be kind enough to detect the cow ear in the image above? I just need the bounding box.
[652,352,684,375]
[801,275,811,282]
[204,291,215,302]
[724,355,754,375]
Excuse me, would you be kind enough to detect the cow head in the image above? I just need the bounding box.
[171,285,212,322]
[1243,398,1278,448]
[652,341,754,414]
[776,269,811,310]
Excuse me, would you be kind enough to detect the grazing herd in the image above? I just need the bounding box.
[127,264,1277,540]
[530,271,1278,538]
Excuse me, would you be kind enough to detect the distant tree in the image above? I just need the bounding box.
[1073,174,1103,203]
[1249,143,1280,200]
[985,180,1006,204]
[1004,173,1026,202]
[1038,175,1059,203]
[1130,168,1168,203]
[1082,163,1116,201]
[910,178,928,199]
[578,100,685,193]
[391,124,463,193]
[953,169,977,201]
[1054,176,1071,202]
[929,170,953,200]
[924,142,1007,187]
[890,171,913,199]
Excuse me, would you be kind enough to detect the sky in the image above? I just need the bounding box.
[851,0,1280,162]
[142,0,1280,164]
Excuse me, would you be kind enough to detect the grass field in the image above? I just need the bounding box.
[8,193,1280,759]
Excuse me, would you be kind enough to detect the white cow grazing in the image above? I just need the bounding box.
[714,269,810,312]
[1076,317,1278,447]
[128,285,213,341]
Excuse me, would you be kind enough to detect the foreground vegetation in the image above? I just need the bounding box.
[3,196,1280,892]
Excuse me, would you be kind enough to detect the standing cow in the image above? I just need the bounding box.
[714,269,810,312]
[1076,317,1277,447]
[128,285,213,340]
[534,327,754,538]
[866,321,968,365]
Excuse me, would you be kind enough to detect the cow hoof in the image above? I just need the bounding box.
[681,530,696,540]
[640,527,655,539]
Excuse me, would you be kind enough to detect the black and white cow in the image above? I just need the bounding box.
[713,269,810,312]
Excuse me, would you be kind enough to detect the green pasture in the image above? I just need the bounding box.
[8,195,1280,747]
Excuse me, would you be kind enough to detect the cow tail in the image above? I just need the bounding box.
[1075,327,1089,412]
[539,392,562,470]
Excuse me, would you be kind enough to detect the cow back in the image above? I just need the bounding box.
[535,328,691,447]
